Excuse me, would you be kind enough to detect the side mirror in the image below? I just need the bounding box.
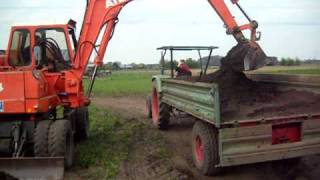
[33,46,41,66]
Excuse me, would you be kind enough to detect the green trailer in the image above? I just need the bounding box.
[146,46,320,175]
[148,73,320,175]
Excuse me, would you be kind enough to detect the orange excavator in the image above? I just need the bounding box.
[0,0,266,179]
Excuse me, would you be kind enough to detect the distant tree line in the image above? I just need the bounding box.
[102,61,147,70]
[98,56,319,71]
[280,57,301,66]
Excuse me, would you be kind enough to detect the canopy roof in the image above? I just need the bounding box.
[157,46,218,51]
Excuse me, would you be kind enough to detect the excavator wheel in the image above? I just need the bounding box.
[48,120,74,168]
[34,120,52,157]
[75,107,90,141]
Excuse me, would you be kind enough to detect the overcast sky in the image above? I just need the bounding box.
[0,0,320,64]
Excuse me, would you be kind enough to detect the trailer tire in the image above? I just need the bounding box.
[192,121,220,176]
[146,95,152,118]
[48,120,74,168]
[75,107,89,141]
[151,81,170,129]
[153,103,170,130]
[34,120,52,157]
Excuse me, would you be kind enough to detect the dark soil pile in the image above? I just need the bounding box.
[197,69,278,111]
[179,43,277,112]
[176,43,320,120]
[0,172,18,180]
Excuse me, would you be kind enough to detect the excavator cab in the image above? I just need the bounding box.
[7,25,75,72]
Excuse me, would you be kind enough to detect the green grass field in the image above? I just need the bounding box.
[86,66,320,97]
[85,70,157,97]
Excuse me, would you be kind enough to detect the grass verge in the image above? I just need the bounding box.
[71,105,144,179]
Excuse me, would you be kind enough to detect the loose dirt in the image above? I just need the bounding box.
[195,70,320,121]
[177,43,320,122]
[91,96,320,180]
[0,172,18,180]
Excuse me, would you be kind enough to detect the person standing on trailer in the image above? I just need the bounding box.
[176,59,192,77]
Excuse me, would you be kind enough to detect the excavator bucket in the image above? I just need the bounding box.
[0,157,64,180]
[243,41,267,71]
[221,41,267,72]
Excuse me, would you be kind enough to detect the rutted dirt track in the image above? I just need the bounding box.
[93,96,320,180]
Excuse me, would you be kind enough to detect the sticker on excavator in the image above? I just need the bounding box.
[0,101,3,112]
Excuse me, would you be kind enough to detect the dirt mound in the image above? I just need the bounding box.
[196,68,283,118]
[0,172,18,180]
[177,43,320,120]
[180,43,278,113]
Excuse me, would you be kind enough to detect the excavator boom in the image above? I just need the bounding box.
[71,0,132,97]
[74,0,266,83]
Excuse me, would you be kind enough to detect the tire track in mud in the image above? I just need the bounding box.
[93,97,193,180]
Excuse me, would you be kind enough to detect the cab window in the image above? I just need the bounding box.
[9,29,31,66]
[35,28,71,71]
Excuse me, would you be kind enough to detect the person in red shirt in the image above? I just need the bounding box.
[176,59,192,77]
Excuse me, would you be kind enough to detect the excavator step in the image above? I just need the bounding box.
[0,157,64,180]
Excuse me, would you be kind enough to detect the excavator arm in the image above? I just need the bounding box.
[72,0,132,97]
[73,0,266,76]
[208,0,258,42]
[74,0,132,75]
[71,0,266,100]
[207,0,267,71]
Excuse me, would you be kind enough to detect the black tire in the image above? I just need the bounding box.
[151,80,170,130]
[146,95,152,118]
[48,120,74,168]
[156,103,170,130]
[192,121,220,176]
[75,107,89,140]
[34,120,52,157]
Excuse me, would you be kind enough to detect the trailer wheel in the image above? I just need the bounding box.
[34,120,52,157]
[158,103,170,129]
[48,120,74,168]
[152,100,170,130]
[151,82,170,129]
[75,107,89,140]
[192,121,220,175]
[146,95,152,118]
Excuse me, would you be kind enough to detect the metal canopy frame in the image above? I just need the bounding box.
[157,46,219,78]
